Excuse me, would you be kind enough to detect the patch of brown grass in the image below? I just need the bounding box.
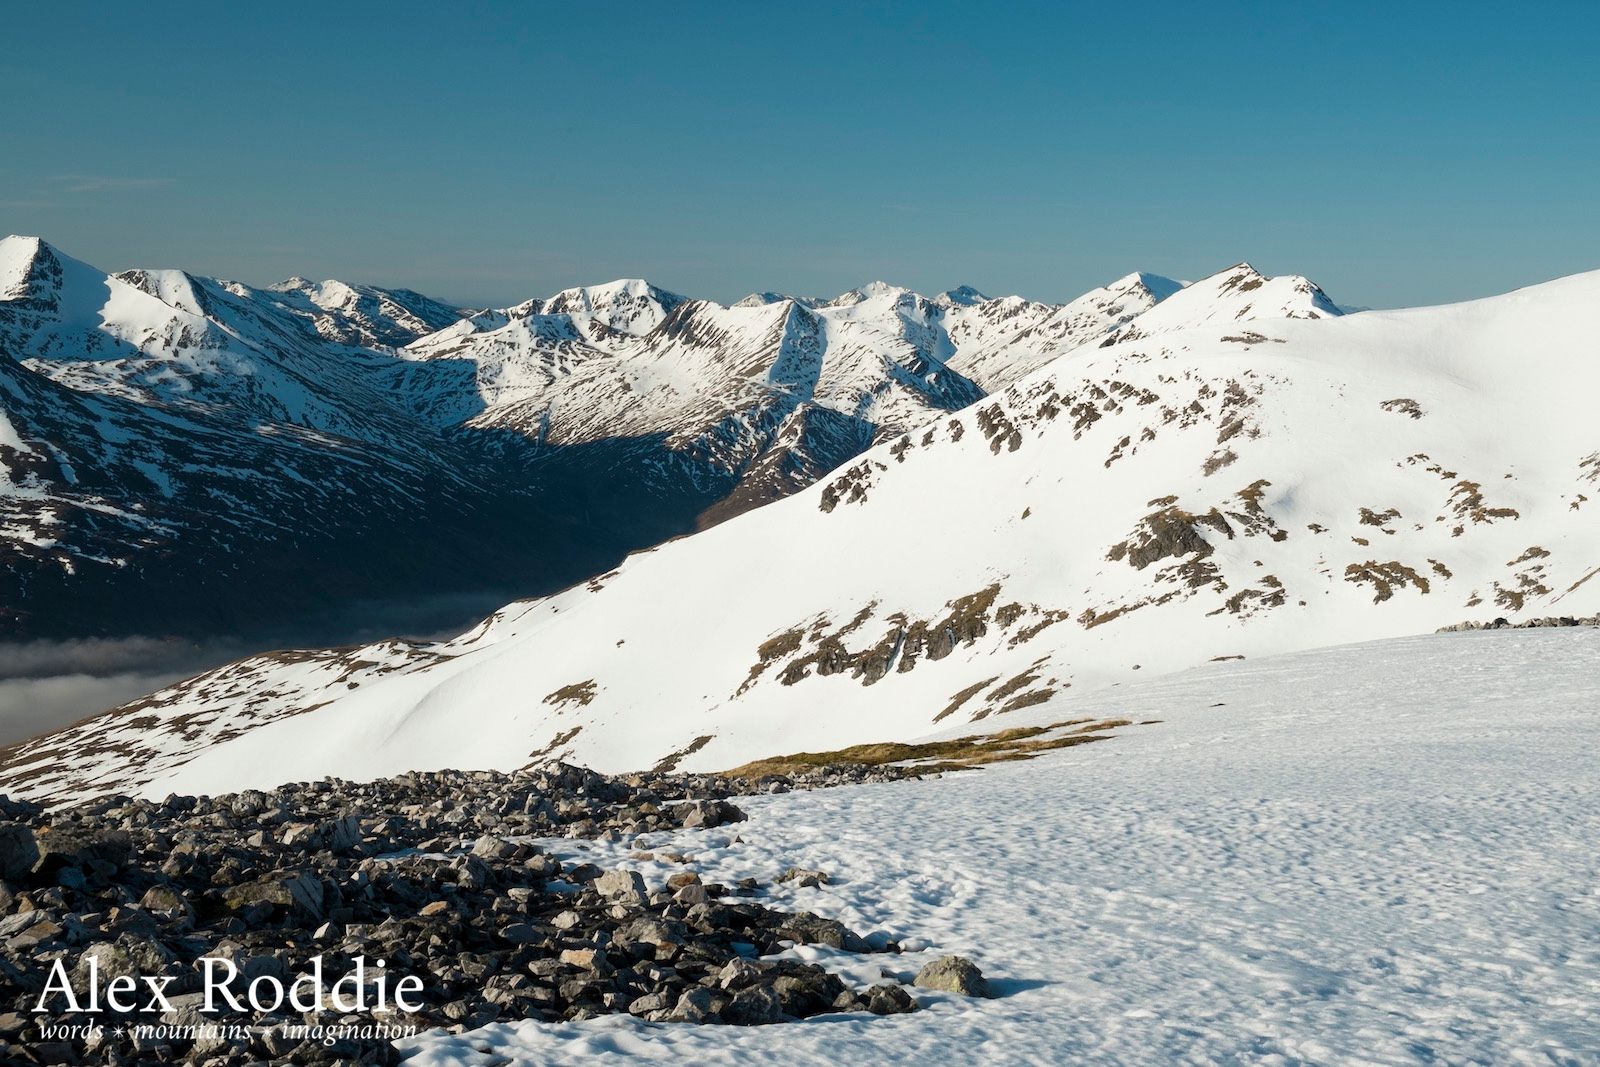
[722,717,1138,779]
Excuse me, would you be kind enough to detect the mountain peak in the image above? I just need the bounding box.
[549,277,677,302]
[0,235,62,300]
[825,280,914,307]
[935,285,990,307]
[1207,263,1273,294]
[1111,262,1342,338]
[733,291,792,308]
[1104,271,1185,303]
[0,234,47,262]
[0,235,116,318]
[539,278,687,336]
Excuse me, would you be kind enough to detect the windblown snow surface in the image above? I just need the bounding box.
[403,628,1600,1065]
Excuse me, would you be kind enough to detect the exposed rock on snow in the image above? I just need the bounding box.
[1436,614,1598,631]
[912,955,990,997]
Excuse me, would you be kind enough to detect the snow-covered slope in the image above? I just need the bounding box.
[9,237,1287,648]
[5,267,1592,803]
[405,628,1600,1065]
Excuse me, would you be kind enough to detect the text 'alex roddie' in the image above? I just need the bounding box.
[34,954,424,1015]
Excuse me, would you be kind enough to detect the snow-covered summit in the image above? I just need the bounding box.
[733,291,797,309]
[537,278,686,336]
[1110,262,1341,343]
[933,285,989,307]
[0,235,52,299]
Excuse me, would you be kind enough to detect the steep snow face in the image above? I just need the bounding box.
[0,236,39,295]
[8,268,1594,804]
[403,628,1600,1065]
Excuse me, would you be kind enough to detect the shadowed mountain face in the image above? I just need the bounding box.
[0,237,1341,702]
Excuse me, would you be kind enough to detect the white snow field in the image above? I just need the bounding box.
[403,628,1600,1065]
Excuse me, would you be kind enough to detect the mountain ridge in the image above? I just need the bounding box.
[4,236,1323,651]
[5,264,1594,804]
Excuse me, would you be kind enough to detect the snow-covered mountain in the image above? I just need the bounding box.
[2,236,1308,649]
[263,276,466,347]
[389,278,986,522]
[0,235,584,646]
[7,265,1594,804]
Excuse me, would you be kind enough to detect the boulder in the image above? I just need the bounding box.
[864,982,920,1014]
[775,912,868,951]
[33,825,131,874]
[221,871,325,920]
[139,884,194,924]
[724,983,785,1025]
[669,986,728,1022]
[0,823,38,881]
[913,955,990,997]
[674,799,747,829]
[594,868,647,905]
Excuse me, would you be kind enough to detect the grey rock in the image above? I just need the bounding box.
[717,957,765,991]
[724,983,785,1025]
[864,982,920,1014]
[472,834,517,860]
[675,799,747,829]
[775,912,868,951]
[0,823,38,881]
[669,985,727,1022]
[139,884,193,923]
[777,866,830,888]
[594,868,648,905]
[628,991,672,1016]
[913,955,990,997]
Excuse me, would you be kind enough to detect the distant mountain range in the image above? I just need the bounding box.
[0,235,1339,648]
[7,244,1596,805]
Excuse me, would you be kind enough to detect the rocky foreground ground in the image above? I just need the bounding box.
[0,762,986,1064]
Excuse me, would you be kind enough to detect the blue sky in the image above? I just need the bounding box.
[3,1,1596,309]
